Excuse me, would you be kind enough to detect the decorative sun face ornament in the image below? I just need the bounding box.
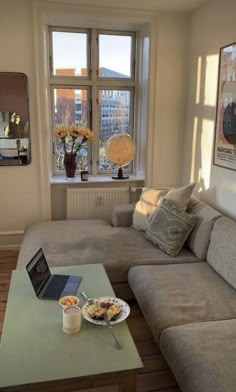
[105,134,136,179]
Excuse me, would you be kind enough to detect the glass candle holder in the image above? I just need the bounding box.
[81,170,88,181]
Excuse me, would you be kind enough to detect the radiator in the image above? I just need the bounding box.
[66,187,129,221]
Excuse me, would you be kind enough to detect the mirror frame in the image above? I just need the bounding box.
[0,72,31,166]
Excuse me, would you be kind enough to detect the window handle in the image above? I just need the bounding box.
[49,55,53,73]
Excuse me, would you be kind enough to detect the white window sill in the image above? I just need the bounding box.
[50,174,145,185]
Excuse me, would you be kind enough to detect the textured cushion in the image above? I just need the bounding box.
[132,188,168,231]
[17,220,199,284]
[186,197,222,259]
[164,183,195,211]
[128,263,236,342]
[111,204,134,227]
[145,199,197,257]
[207,216,236,289]
[161,320,236,392]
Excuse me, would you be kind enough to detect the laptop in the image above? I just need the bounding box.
[26,248,82,300]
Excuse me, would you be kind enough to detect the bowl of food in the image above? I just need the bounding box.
[59,295,80,309]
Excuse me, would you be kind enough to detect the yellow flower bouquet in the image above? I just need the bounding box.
[54,123,95,178]
[55,123,95,154]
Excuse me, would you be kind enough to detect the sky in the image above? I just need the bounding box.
[52,32,131,76]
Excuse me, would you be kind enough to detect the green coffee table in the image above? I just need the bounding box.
[0,264,142,391]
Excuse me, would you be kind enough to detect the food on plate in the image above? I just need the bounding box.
[59,296,79,307]
[87,304,105,320]
[87,301,122,321]
[107,304,122,320]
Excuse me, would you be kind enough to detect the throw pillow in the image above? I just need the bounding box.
[164,183,195,211]
[145,199,198,257]
[132,188,169,231]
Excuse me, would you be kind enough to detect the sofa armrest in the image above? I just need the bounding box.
[112,204,135,227]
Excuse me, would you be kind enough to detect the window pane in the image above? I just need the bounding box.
[53,88,89,172]
[98,34,132,78]
[52,31,88,77]
[98,89,132,171]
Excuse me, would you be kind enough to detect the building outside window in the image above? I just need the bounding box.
[49,27,136,176]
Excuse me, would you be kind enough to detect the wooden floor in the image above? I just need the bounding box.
[0,251,180,392]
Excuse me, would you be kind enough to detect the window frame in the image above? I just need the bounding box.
[50,84,92,175]
[48,26,137,177]
[96,30,136,82]
[48,26,91,80]
[97,86,135,174]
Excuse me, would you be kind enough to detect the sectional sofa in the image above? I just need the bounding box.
[16,192,236,392]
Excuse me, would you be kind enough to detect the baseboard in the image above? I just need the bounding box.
[0,231,23,250]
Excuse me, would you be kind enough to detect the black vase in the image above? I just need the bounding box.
[64,153,77,179]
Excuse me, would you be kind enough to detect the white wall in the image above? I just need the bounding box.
[148,12,189,188]
[183,0,236,219]
[0,0,42,234]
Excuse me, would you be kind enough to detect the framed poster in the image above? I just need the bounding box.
[214,42,236,170]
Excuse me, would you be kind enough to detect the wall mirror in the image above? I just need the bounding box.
[0,72,31,165]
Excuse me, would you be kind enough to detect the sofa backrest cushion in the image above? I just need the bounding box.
[186,197,222,260]
[207,216,236,290]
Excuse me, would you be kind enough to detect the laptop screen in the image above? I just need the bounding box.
[26,249,51,296]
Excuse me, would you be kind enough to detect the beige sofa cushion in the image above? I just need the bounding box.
[161,320,236,392]
[128,262,236,342]
[207,216,236,289]
[186,197,222,259]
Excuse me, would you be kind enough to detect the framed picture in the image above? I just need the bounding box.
[213,42,236,170]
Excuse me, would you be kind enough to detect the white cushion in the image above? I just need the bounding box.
[132,188,169,231]
[164,183,195,211]
[132,183,195,232]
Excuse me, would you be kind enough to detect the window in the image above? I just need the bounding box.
[49,27,136,176]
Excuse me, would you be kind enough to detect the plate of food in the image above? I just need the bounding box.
[81,296,130,325]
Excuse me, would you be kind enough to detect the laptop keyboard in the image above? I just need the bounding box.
[43,275,69,298]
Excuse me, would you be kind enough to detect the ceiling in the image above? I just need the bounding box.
[47,0,212,12]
